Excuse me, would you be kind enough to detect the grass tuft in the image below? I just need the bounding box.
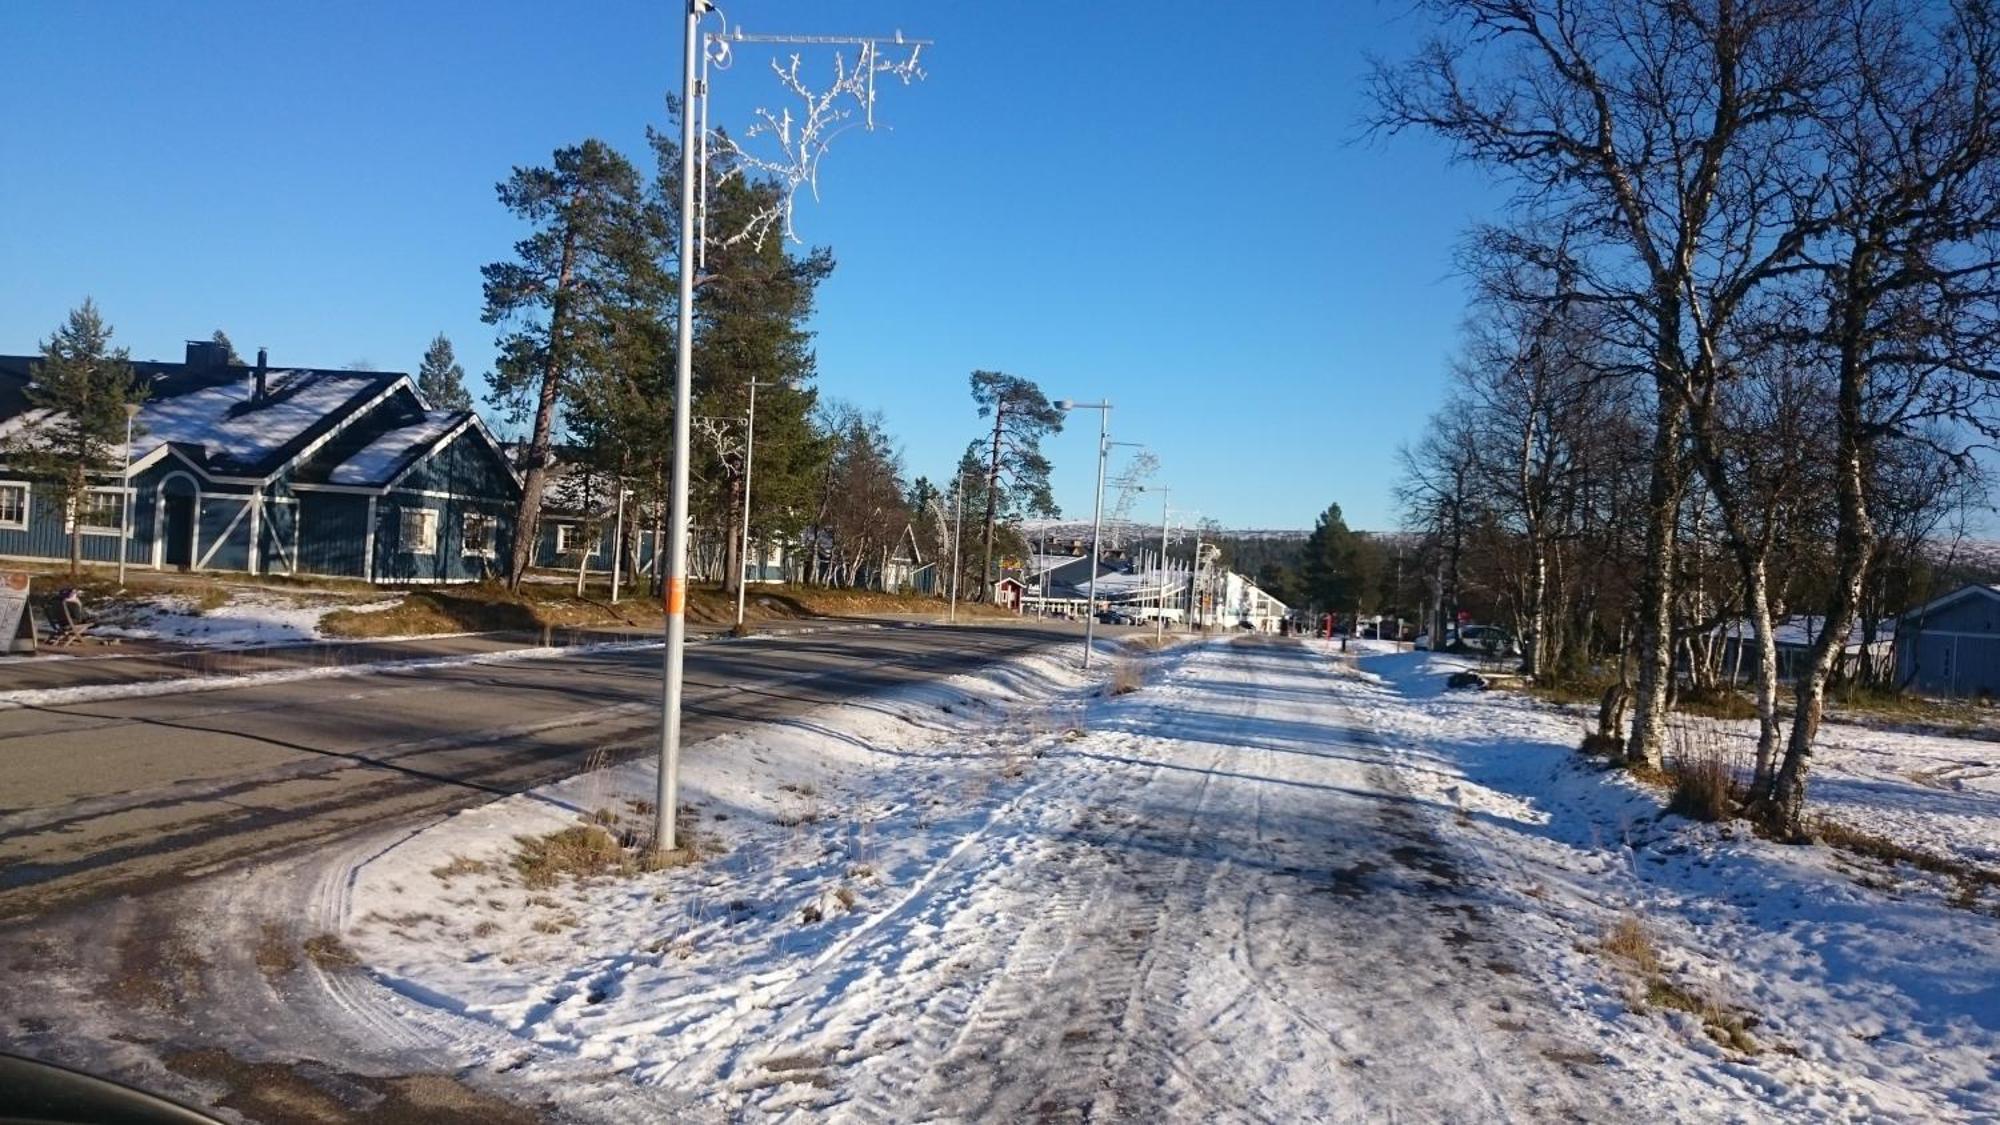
[1110,660,1144,696]
[302,933,360,971]
[1598,914,1661,975]
[1665,724,1738,823]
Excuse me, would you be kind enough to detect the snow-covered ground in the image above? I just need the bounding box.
[254,636,2000,1122]
[323,639,1649,1121]
[94,589,402,646]
[1331,644,2000,1122]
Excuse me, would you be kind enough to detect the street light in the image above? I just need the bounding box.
[118,402,139,588]
[735,378,778,628]
[1054,399,1111,668]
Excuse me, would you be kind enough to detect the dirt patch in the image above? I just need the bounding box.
[255,922,299,978]
[166,1047,544,1125]
[303,933,361,971]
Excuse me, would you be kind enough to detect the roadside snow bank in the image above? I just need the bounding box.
[338,643,1100,1084]
[97,590,401,647]
[1333,645,2000,1122]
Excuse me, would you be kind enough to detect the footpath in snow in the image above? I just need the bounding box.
[231,635,2000,1123]
[311,638,1641,1122]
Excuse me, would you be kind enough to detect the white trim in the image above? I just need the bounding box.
[153,470,200,569]
[75,486,133,537]
[399,507,438,555]
[1900,583,2000,623]
[195,494,254,569]
[248,487,264,575]
[382,415,474,491]
[0,480,27,531]
[264,375,417,485]
[291,481,494,503]
[461,510,498,558]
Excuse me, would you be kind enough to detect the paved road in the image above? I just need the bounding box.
[0,621,1080,921]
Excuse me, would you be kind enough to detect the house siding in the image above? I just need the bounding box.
[372,493,511,584]
[297,492,369,577]
[1898,590,2000,698]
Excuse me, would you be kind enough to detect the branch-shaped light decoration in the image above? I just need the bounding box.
[702,28,928,253]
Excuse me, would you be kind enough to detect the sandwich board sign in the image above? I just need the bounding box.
[1,572,33,654]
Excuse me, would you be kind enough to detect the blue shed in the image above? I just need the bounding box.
[1896,584,2000,698]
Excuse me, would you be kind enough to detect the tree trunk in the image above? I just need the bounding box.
[1770,331,1876,840]
[724,475,744,595]
[507,226,578,589]
[1742,559,1783,795]
[980,404,1005,603]
[1627,384,1686,768]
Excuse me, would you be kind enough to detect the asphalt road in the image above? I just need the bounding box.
[0,621,1082,922]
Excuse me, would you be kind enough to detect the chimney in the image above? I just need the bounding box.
[254,347,268,401]
[184,339,228,371]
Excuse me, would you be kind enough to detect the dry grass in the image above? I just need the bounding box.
[1110,660,1144,696]
[1813,815,2000,900]
[1665,723,1740,823]
[302,933,360,971]
[512,823,686,889]
[1598,914,1661,975]
[1673,684,1759,721]
[253,923,298,977]
[430,855,489,881]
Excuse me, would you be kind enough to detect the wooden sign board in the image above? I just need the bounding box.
[1,572,33,654]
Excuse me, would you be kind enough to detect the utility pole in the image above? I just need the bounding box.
[734,378,775,628]
[1155,485,1169,643]
[611,487,628,604]
[118,403,138,587]
[1056,400,1112,668]
[949,477,963,623]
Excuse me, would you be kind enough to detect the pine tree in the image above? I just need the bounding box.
[416,333,473,410]
[482,139,661,588]
[968,371,1064,599]
[210,329,243,365]
[1301,502,1372,617]
[7,300,145,576]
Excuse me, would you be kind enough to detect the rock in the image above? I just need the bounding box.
[1447,671,1488,691]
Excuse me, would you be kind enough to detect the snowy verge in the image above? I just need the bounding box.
[1321,643,2000,1122]
[93,590,403,647]
[330,642,1106,1109]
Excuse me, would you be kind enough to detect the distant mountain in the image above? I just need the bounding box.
[1018,518,1311,543]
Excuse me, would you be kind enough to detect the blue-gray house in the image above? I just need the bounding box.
[1896,584,2000,698]
[0,339,521,584]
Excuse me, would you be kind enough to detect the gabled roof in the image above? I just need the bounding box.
[0,353,405,481]
[1899,583,2000,624]
[329,411,467,486]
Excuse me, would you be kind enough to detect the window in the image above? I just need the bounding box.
[0,482,25,531]
[555,522,596,557]
[75,488,127,535]
[462,511,494,556]
[400,508,437,554]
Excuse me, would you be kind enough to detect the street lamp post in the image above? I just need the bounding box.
[734,378,776,628]
[118,402,139,587]
[655,0,710,855]
[610,487,630,604]
[1154,485,1170,643]
[1054,400,1111,668]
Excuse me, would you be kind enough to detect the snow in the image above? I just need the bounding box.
[1326,643,2000,1121]
[121,370,390,473]
[210,633,2000,1120]
[94,591,402,647]
[328,412,461,485]
[331,640,1650,1119]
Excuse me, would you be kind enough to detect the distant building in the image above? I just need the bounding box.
[0,340,520,583]
[1897,584,2000,697]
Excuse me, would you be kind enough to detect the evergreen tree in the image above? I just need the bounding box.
[7,300,145,576]
[1301,502,1375,617]
[968,371,1064,599]
[482,138,660,588]
[416,333,473,410]
[210,329,243,365]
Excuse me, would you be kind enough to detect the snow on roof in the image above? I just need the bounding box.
[328,411,463,486]
[1715,616,1889,652]
[130,370,393,476]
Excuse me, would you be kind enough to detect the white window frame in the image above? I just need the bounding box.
[75,486,130,537]
[462,510,495,558]
[0,481,27,531]
[555,522,598,558]
[401,507,438,555]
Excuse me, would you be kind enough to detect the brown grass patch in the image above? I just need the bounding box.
[302,933,360,971]
[1674,684,1758,721]
[253,923,297,977]
[1665,724,1739,823]
[1813,816,2000,897]
[1598,914,1661,975]
[1110,660,1144,696]
[431,855,489,881]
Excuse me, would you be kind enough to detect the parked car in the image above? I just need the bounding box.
[1456,625,1521,656]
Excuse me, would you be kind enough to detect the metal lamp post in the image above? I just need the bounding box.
[1054,400,1111,668]
[1154,485,1170,643]
[117,402,139,587]
[734,378,776,628]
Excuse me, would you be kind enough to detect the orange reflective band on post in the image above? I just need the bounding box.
[665,577,686,616]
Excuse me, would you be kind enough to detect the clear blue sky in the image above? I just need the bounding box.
[0,1,1501,531]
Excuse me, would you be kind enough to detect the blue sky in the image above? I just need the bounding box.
[0,1,1501,531]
